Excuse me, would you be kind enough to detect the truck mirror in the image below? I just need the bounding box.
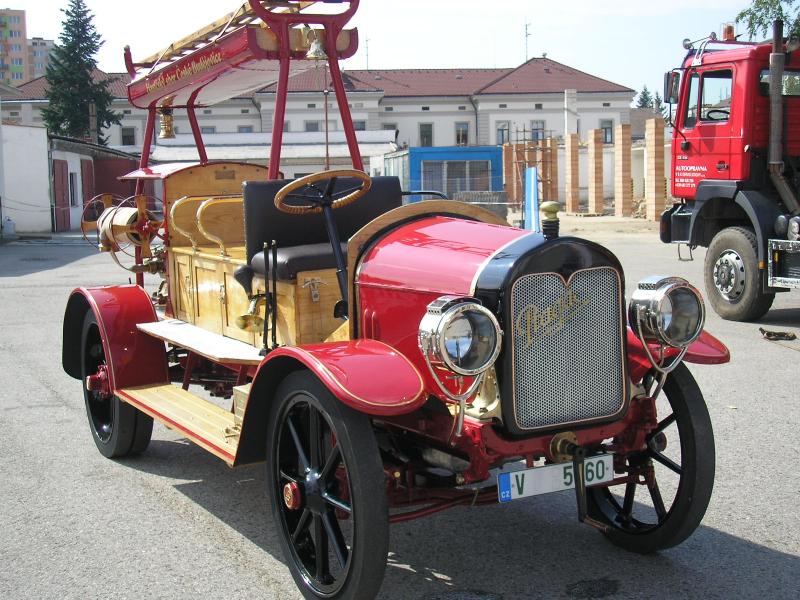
[664,71,681,104]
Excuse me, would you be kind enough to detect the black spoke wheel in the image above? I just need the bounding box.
[588,363,715,553]
[267,371,388,599]
[80,311,152,458]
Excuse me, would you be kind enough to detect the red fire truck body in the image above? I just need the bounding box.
[662,22,800,320]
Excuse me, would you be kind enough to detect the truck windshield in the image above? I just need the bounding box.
[759,70,800,96]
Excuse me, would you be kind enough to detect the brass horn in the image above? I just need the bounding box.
[236,294,267,333]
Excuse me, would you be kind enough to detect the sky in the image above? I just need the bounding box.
[23,0,751,100]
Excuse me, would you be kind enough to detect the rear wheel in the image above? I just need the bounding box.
[266,371,389,599]
[704,226,774,321]
[588,363,715,553]
[80,311,152,458]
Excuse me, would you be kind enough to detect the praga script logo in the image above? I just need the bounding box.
[515,290,590,349]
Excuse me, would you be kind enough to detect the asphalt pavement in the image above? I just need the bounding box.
[0,218,798,600]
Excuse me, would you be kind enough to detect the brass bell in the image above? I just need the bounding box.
[159,108,175,139]
[306,31,328,61]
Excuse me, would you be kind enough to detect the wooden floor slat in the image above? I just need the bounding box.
[118,384,239,464]
[137,319,263,365]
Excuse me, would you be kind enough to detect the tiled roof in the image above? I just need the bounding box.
[477,58,633,95]
[13,69,131,100]
[260,58,632,97]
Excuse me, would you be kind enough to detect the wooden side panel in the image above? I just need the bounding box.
[295,269,344,344]
[193,256,223,334]
[222,263,256,345]
[173,251,195,323]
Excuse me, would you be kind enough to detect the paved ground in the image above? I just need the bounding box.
[1,219,798,600]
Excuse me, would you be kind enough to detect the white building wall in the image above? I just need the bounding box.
[1,123,50,232]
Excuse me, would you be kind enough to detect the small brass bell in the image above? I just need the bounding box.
[306,31,328,61]
[159,108,175,139]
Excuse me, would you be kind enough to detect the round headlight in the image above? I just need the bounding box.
[629,276,705,348]
[419,297,502,376]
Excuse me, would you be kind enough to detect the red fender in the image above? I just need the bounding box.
[255,340,426,417]
[627,327,730,383]
[62,285,169,389]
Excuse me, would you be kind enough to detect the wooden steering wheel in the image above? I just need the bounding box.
[274,169,372,215]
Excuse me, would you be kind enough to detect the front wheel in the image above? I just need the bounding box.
[588,363,715,553]
[704,226,774,321]
[266,371,389,599]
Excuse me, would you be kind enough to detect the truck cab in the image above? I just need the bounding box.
[662,23,800,321]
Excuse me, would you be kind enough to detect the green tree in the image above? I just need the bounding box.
[42,0,119,144]
[636,85,654,108]
[653,91,669,122]
[737,0,800,39]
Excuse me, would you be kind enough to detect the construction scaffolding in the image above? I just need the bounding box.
[502,126,558,209]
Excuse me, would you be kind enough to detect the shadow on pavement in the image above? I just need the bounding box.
[757,307,800,329]
[121,439,799,600]
[0,243,96,277]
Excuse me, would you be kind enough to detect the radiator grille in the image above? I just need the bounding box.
[510,267,626,430]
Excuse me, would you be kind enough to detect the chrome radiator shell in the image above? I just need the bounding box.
[507,266,628,432]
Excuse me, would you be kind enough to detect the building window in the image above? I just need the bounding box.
[422,106,430,111]
[499,103,508,109]
[241,108,250,114]
[353,120,366,131]
[200,126,216,134]
[238,125,254,133]
[9,111,19,117]
[382,123,397,131]
[69,173,79,207]
[419,123,433,147]
[9,30,21,38]
[455,122,469,146]
[304,121,320,132]
[11,44,22,52]
[11,72,23,80]
[12,58,22,66]
[531,120,545,141]
[385,106,394,112]
[534,103,543,110]
[121,127,136,145]
[307,103,316,109]
[458,106,467,111]
[123,109,131,115]
[10,16,20,24]
[602,102,611,107]
[203,109,212,115]
[496,120,510,144]
[600,119,614,143]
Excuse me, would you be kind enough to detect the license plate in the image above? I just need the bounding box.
[497,454,614,503]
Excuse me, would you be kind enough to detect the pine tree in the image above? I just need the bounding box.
[636,85,654,109]
[737,0,800,39]
[41,0,119,144]
[653,91,668,120]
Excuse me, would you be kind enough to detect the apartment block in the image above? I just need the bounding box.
[0,9,27,85]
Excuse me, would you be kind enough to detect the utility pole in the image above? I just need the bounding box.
[525,22,531,62]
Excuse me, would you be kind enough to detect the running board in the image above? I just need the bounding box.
[137,319,264,366]
[117,384,239,465]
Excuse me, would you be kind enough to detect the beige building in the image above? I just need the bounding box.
[27,37,53,81]
[0,9,27,85]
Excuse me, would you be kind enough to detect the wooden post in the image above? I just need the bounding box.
[502,143,514,203]
[588,129,604,215]
[645,118,666,221]
[614,123,632,217]
[564,133,580,213]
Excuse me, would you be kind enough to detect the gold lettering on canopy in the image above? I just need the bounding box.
[144,51,225,94]
[515,290,590,349]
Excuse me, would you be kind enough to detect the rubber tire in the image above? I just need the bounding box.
[704,226,774,321]
[80,311,153,458]
[588,364,715,553]
[266,371,389,600]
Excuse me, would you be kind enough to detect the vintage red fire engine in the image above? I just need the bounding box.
[63,2,729,598]
[662,20,800,321]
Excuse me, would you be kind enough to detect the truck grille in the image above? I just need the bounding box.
[509,267,627,431]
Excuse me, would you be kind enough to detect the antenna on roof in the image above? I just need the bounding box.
[366,37,370,70]
[525,21,532,62]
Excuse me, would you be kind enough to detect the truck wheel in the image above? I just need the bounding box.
[588,364,715,553]
[266,371,389,599]
[80,312,153,458]
[704,226,774,321]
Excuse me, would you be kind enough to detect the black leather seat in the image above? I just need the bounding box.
[241,176,402,283]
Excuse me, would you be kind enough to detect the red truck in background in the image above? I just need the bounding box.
[662,21,800,321]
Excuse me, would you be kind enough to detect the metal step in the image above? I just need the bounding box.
[138,319,264,366]
[117,384,239,465]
